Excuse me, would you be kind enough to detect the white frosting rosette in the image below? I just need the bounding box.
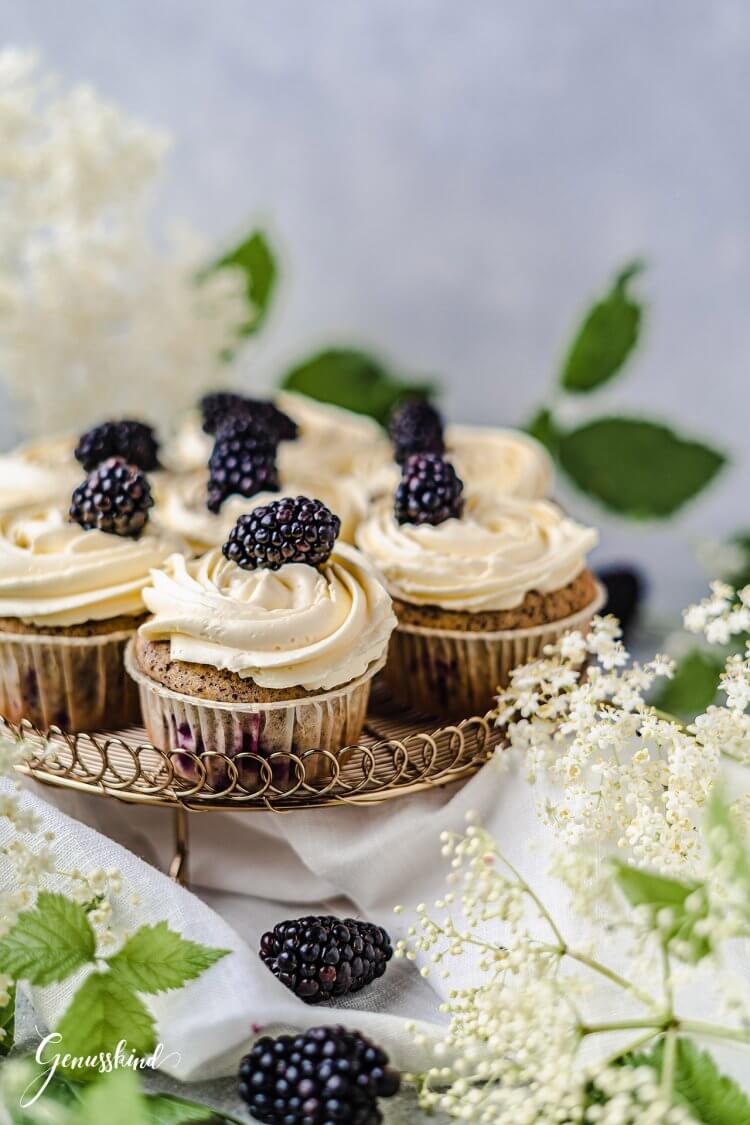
[153,471,368,552]
[356,493,598,613]
[0,455,80,512]
[140,542,396,692]
[0,505,178,627]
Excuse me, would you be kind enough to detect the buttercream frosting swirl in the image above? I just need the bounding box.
[356,494,597,612]
[140,542,396,691]
[153,470,367,552]
[0,505,178,627]
[0,455,79,512]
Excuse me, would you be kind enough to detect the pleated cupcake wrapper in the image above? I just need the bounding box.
[125,642,385,796]
[0,628,140,733]
[384,584,607,719]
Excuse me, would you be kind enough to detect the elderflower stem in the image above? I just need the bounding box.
[581,1019,667,1035]
[679,1020,750,1045]
[660,1028,677,1101]
[495,853,566,948]
[539,944,659,1011]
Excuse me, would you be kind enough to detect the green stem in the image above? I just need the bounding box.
[679,1020,750,1045]
[661,1028,677,1101]
[497,854,566,948]
[581,1019,667,1035]
[543,944,659,1011]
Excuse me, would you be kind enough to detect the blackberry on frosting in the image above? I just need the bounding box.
[388,398,444,464]
[394,452,464,526]
[199,390,298,442]
[69,457,154,539]
[223,496,341,571]
[74,419,161,472]
[207,414,280,513]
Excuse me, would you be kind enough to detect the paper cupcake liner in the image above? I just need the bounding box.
[384,585,607,719]
[0,628,140,732]
[124,642,384,795]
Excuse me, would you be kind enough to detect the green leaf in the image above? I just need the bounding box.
[55,972,156,1072]
[0,892,96,986]
[213,229,277,336]
[558,417,726,518]
[107,922,229,995]
[0,983,14,1057]
[651,649,724,720]
[145,1093,220,1123]
[76,1066,151,1125]
[280,347,433,425]
[525,407,561,458]
[614,862,710,960]
[624,1037,750,1124]
[561,261,644,392]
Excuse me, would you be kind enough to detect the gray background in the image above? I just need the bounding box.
[3,0,749,617]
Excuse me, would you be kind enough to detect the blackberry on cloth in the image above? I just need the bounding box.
[223,497,341,571]
[69,457,153,538]
[238,1025,400,1124]
[259,915,393,1004]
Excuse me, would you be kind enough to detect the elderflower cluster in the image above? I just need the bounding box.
[495,615,727,873]
[0,50,249,435]
[0,733,124,951]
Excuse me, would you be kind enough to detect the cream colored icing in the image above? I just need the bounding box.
[140,542,396,692]
[0,455,79,511]
[356,494,597,612]
[153,470,368,551]
[0,505,178,627]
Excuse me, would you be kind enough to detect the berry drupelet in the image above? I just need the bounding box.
[238,1025,400,1125]
[200,391,298,442]
[69,457,154,538]
[74,419,161,472]
[394,452,464,526]
[259,916,393,1004]
[206,415,280,513]
[223,497,341,571]
[388,398,445,465]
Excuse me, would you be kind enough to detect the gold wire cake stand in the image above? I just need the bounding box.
[9,680,500,885]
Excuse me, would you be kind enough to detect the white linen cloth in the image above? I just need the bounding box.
[4,753,750,1089]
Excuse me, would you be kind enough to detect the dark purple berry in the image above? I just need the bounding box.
[223,497,341,571]
[259,915,393,1004]
[388,399,444,464]
[207,414,280,513]
[238,1025,399,1124]
[394,452,464,526]
[597,565,645,638]
[69,457,153,538]
[200,390,298,442]
[74,419,161,472]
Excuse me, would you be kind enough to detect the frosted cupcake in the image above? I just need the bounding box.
[127,497,396,791]
[356,453,601,717]
[0,459,176,731]
[153,469,367,553]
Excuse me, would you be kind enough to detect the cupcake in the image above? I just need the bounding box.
[356,453,602,718]
[153,469,368,553]
[0,459,177,731]
[127,497,396,791]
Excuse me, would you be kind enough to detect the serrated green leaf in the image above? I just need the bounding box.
[623,1037,750,1124]
[280,347,433,425]
[0,892,96,986]
[213,229,277,336]
[651,649,724,720]
[561,261,644,392]
[525,407,561,458]
[107,922,228,995]
[0,983,14,1057]
[55,972,156,1072]
[614,862,710,960]
[558,417,726,518]
[76,1066,150,1125]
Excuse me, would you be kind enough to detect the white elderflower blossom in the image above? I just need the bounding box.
[0,49,250,434]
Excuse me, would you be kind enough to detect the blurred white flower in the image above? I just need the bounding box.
[0,49,249,435]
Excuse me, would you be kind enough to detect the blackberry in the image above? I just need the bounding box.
[388,399,444,464]
[200,391,298,442]
[223,497,341,571]
[238,1025,400,1125]
[69,457,153,538]
[207,415,280,513]
[598,565,645,639]
[394,452,464,526]
[259,916,393,1004]
[74,419,161,472]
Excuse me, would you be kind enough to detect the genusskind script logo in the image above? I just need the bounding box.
[20,1031,182,1107]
